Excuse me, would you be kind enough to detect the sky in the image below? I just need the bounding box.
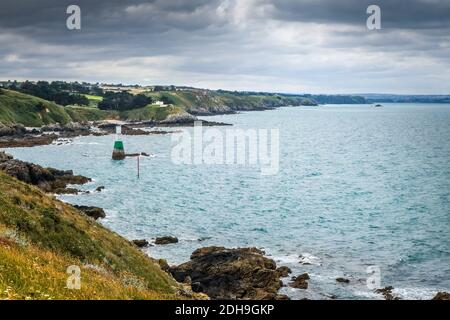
[0,0,449,94]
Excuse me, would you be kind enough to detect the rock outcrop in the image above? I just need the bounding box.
[132,239,150,248]
[0,123,27,137]
[0,122,103,148]
[155,236,179,245]
[170,246,283,300]
[290,273,310,289]
[73,205,106,220]
[432,292,450,300]
[276,266,292,278]
[40,122,92,137]
[375,286,400,300]
[0,151,90,194]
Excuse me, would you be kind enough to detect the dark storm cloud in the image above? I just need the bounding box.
[267,0,450,29]
[0,0,223,32]
[0,0,449,93]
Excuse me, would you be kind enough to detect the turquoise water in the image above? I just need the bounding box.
[7,104,450,299]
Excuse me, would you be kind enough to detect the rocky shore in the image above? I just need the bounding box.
[0,118,231,148]
[169,246,286,300]
[1,148,448,300]
[0,151,90,194]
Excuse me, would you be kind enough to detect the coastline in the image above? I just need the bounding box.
[0,117,231,149]
[2,148,448,300]
[1,104,450,300]
[0,150,290,300]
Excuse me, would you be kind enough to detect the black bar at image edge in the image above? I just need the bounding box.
[0,300,446,318]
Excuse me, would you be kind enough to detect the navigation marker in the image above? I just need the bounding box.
[112,125,126,160]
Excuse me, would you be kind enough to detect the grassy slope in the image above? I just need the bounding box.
[65,106,117,122]
[121,104,184,121]
[0,89,72,126]
[0,171,187,300]
[0,89,183,125]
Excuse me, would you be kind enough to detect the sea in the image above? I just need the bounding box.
[7,103,450,300]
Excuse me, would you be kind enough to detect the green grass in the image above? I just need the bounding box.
[0,89,185,126]
[0,171,195,300]
[65,106,116,122]
[83,94,103,102]
[0,89,72,126]
[0,88,312,127]
[83,94,103,108]
[121,104,184,122]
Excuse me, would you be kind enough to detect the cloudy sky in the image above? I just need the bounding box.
[0,0,449,94]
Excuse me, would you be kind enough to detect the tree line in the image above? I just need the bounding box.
[7,81,91,106]
[97,91,153,111]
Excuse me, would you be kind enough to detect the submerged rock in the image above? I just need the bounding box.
[170,246,282,300]
[336,277,350,284]
[155,236,179,245]
[290,273,310,290]
[125,152,150,158]
[73,205,106,220]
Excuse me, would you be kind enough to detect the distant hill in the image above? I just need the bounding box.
[146,90,368,115]
[360,94,450,104]
[145,90,319,115]
[303,94,367,105]
[0,82,371,127]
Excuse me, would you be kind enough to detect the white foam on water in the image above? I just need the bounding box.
[353,287,442,300]
[393,287,440,300]
[179,235,202,242]
[104,208,118,221]
[299,252,322,266]
[73,142,102,145]
[272,254,300,264]
[353,290,383,300]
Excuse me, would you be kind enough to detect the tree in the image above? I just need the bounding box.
[98,92,152,111]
